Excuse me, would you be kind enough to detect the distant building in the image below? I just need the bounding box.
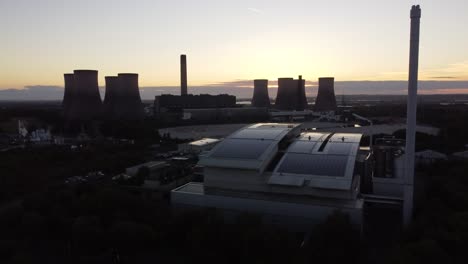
[154,94,236,114]
[178,138,221,154]
[172,123,372,230]
[182,107,269,122]
[452,150,468,160]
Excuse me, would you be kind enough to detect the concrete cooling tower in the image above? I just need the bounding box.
[114,73,144,120]
[296,76,307,111]
[274,77,307,110]
[103,76,119,118]
[65,70,102,121]
[252,79,270,107]
[62,73,75,117]
[314,77,337,112]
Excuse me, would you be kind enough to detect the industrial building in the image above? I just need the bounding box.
[274,77,307,111]
[172,123,372,230]
[154,54,237,116]
[154,94,237,114]
[178,138,221,154]
[182,107,269,122]
[314,77,337,112]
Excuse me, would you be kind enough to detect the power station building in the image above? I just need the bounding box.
[154,94,237,114]
[274,77,307,111]
[314,77,337,112]
[154,54,237,115]
[172,123,371,230]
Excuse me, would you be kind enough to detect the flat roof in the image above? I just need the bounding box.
[189,138,220,147]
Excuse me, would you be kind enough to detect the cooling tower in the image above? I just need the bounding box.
[275,78,294,110]
[103,76,119,119]
[181,54,187,96]
[275,77,306,110]
[62,73,75,117]
[314,77,337,112]
[67,70,102,120]
[296,76,307,111]
[115,73,144,120]
[252,79,270,107]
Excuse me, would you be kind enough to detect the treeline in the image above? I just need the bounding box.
[0,144,148,203]
[385,160,468,264]
[0,185,362,264]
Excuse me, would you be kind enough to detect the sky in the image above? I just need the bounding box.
[1,0,468,92]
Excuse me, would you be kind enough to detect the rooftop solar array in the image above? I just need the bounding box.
[270,132,363,190]
[231,128,287,140]
[210,138,273,160]
[277,153,349,177]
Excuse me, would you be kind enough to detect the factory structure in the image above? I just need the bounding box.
[172,123,371,230]
[171,5,422,230]
[62,70,144,121]
[154,54,238,115]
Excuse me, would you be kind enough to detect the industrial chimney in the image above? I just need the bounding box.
[68,70,102,121]
[314,77,337,112]
[62,73,75,118]
[403,5,421,227]
[116,73,144,120]
[181,54,188,96]
[252,79,270,107]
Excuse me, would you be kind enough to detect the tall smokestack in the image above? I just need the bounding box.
[181,54,187,96]
[252,79,270,107]
[403,5,421,227]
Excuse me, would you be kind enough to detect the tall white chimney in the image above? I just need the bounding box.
[404,5,421,227]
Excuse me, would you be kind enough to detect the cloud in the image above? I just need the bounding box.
[1,81,468,101]
[430,76,458,79]
[247,7,264,14]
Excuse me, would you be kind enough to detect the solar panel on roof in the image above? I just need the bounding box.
[330,133,362,143]
[325,142,355,155]
[231,128,286,140]
[298,133,326,142]
[277,153,348,177]
[287,140,319,153]
[211,138,273,159]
